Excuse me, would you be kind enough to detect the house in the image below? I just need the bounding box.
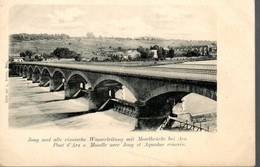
[12,57,24,62]
[208,44,217,56]
[114,51,125,58]
[125,50,141,60]
[150,49,158,59]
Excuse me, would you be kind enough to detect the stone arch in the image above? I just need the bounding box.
[22,65,28,78]
[33,66,41,74]
[39,67,51,86]
[67,71,92,86]
[65,71,92,99]
[41,67,52,76]
[27,66,34,80]
[15,65,19,72]
[28,65,33,71]
[51,68,66,79]
[22,65,27,71]
[143,83,216,103]
[93,75,139,100]
[32,66,41,83]
[50,68,66,92]
[19,65,23,76]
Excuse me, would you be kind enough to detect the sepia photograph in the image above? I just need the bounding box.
[0,0,255,166]
[8,4,217,132]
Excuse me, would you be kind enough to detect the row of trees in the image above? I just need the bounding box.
[52,48,79,59]
[11,33,70,41]
[137,45,175,60]
[19,47,81,61]
[19,50,43,61]
[85,32,167,41]
[18,45,202,62]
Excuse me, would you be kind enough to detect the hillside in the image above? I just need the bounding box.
[9,37,216,59]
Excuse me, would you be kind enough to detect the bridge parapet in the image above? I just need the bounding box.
[11,62,216,83]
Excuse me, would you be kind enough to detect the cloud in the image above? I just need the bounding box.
[9,5,217,40]
[47,7,85,23]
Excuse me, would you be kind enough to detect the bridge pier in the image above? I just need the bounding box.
[39,75,50,87]
[22,71,27,78]
[32,73,40,83]
[87,88,116,111]
[50,77,64,92]
[134,100,145,129]
[64,85,97,111]
[64,82,118,111]
[19,70,23,77]
[134,94,186,130]
[134,100,168,130]
[15,68,19,76]
[64,81,82,99]
[27,72,32,80]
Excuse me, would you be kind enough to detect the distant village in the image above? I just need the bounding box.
[10,33,217,63]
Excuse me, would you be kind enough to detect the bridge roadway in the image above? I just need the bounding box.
[12,62,216,82]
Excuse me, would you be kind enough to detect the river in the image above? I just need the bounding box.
[9,77,137,131]
[9,77,216,131]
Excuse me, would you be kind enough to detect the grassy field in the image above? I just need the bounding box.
[9,37,216,59]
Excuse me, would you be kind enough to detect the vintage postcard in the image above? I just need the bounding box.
[0,0,255,166]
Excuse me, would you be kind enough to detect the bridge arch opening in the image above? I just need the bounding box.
[65,74,91,99]
[179,93,217,117]
[50,70,66,92]
[143,84,217,103]
[27,66,33,80]
[39,68,51,87]
[9,64,18,76]
[139,91,190,129]
[138,84,217,130]
[94,80,137,102]
[32,67,41,83]
[92,79,137,115]
[14,65,19,76]
[22,66,27,78]
[18,66,23,77]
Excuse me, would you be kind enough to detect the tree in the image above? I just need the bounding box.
[34,55,43,61]
[75,54,82,61]
[42,53,49,60]
[117,47,122,51]
[20,50,34,61]
[20,52,26,57]
[150,45,159,50]
[167,48,175,58]
[185,51,200,57]
[157,47,163,60]
[52,47,78,59]
[137,46,153,60]
[25,50,33,59]
[86,32,95,38]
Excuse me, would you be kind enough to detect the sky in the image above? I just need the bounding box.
[9,5,217,40]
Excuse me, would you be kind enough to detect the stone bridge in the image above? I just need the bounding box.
[9,62,217,129]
